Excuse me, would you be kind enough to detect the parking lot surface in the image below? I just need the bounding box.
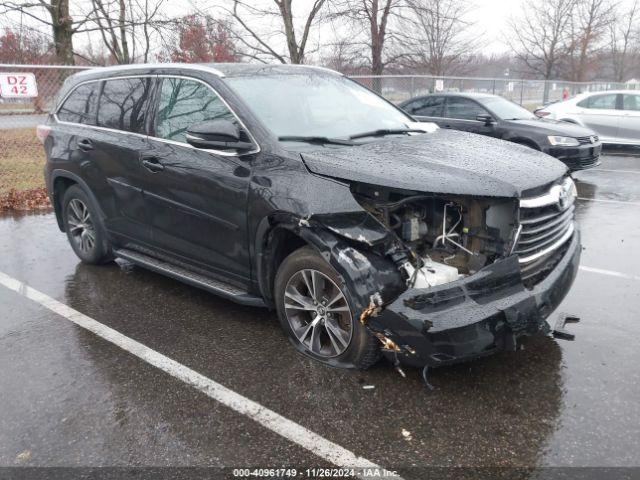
[1,150,639,478]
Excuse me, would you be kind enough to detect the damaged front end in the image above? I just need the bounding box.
[300,176,581,369]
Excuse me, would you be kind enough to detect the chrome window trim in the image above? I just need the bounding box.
[53,73,260,158]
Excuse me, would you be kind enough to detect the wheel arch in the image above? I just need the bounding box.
[51,170,106,232]
[508,137,541,150]
[254,213,405,311]
[255,216,309,307]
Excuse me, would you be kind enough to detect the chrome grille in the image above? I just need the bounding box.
[577,135,598,144]
[514,178,577,269]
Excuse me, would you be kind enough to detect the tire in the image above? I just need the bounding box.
[274,246,381,369]
[62,185,113,264]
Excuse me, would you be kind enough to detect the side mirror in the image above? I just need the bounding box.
[186,119,254,151]
[476,114,495,125]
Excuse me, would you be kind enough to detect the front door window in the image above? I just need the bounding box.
[155,78,235,143]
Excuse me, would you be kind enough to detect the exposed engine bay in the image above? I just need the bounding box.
[350,183,519,289]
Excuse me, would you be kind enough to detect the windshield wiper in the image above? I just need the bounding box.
[278,135,356,146]
[348,128,426,140]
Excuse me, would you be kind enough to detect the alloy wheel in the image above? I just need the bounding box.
[284,269,353,358]
[67,198,96,254]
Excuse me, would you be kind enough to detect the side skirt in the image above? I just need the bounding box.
[114,248,266,308]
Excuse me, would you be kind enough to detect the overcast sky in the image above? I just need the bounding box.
[474,0,526,53]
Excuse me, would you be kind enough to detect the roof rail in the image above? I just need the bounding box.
[74,63,225,78]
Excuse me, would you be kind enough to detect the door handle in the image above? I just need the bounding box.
[77,138,93,151]
[141,157,165,173]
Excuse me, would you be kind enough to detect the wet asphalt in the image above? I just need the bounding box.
[0,149,639,477]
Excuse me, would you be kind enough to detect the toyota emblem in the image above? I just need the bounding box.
[558,184,570,210]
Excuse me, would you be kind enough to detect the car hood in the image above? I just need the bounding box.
[505,118,594,137]
[300,129,567,198]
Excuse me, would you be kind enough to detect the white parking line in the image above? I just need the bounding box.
[585,169,640,175]
[0,270,398,479]
[577,197,640,206]
[579,266,640,282]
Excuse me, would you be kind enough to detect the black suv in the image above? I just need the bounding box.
[42,64,581,373]
[400,92,601,171]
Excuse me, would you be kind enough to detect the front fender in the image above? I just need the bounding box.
[256,213,405,313]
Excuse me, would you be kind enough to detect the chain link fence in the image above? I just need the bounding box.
[0,64,89,210]
[350,75,638,110]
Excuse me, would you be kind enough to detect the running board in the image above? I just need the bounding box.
[114,248,265,307]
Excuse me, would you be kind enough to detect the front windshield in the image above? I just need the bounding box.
[224,74,414,139]
[477,96,535,120]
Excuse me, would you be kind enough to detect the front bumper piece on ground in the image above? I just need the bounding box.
[368,230,581,368]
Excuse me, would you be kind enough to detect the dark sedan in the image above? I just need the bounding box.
[400,92,601,171]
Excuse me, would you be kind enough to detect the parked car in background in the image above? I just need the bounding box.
[41,64,581,375]
[534,90,640,146]
[400,92,601,171]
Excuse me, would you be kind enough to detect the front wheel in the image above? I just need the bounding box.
[274,247,381,369]
[62,185,113,264]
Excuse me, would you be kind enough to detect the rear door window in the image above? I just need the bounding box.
[154,77,236,143]
[408,97,444,117]
[57,83,99,125]
[444,97,487,120]
[97,77,154,133]
[577,93,618,110]
[622,94,640,111]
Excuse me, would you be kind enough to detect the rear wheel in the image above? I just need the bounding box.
[62,185,113,264]
[275,246,381,369]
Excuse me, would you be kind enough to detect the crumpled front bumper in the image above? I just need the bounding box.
[368,230,581,368]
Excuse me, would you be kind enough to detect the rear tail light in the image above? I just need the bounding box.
[535,111,551,118]
[36,124,51,144]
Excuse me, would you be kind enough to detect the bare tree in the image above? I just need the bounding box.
[86,0,166,64]
[508,0,575,101]
[321,38,366,73]
[332,0,402,91]
[399,0,476,76]
[565,0,614,81]
[609,0,639,82]
[225,0,327,63]
[0,0,86,64]
[0,27,53,63]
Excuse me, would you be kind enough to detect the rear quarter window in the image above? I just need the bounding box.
[97,77,154,133]
[57,83,99,125]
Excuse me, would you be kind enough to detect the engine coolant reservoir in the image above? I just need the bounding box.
[403,258,461,288]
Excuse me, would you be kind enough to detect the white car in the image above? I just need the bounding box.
[535,90,640,145]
